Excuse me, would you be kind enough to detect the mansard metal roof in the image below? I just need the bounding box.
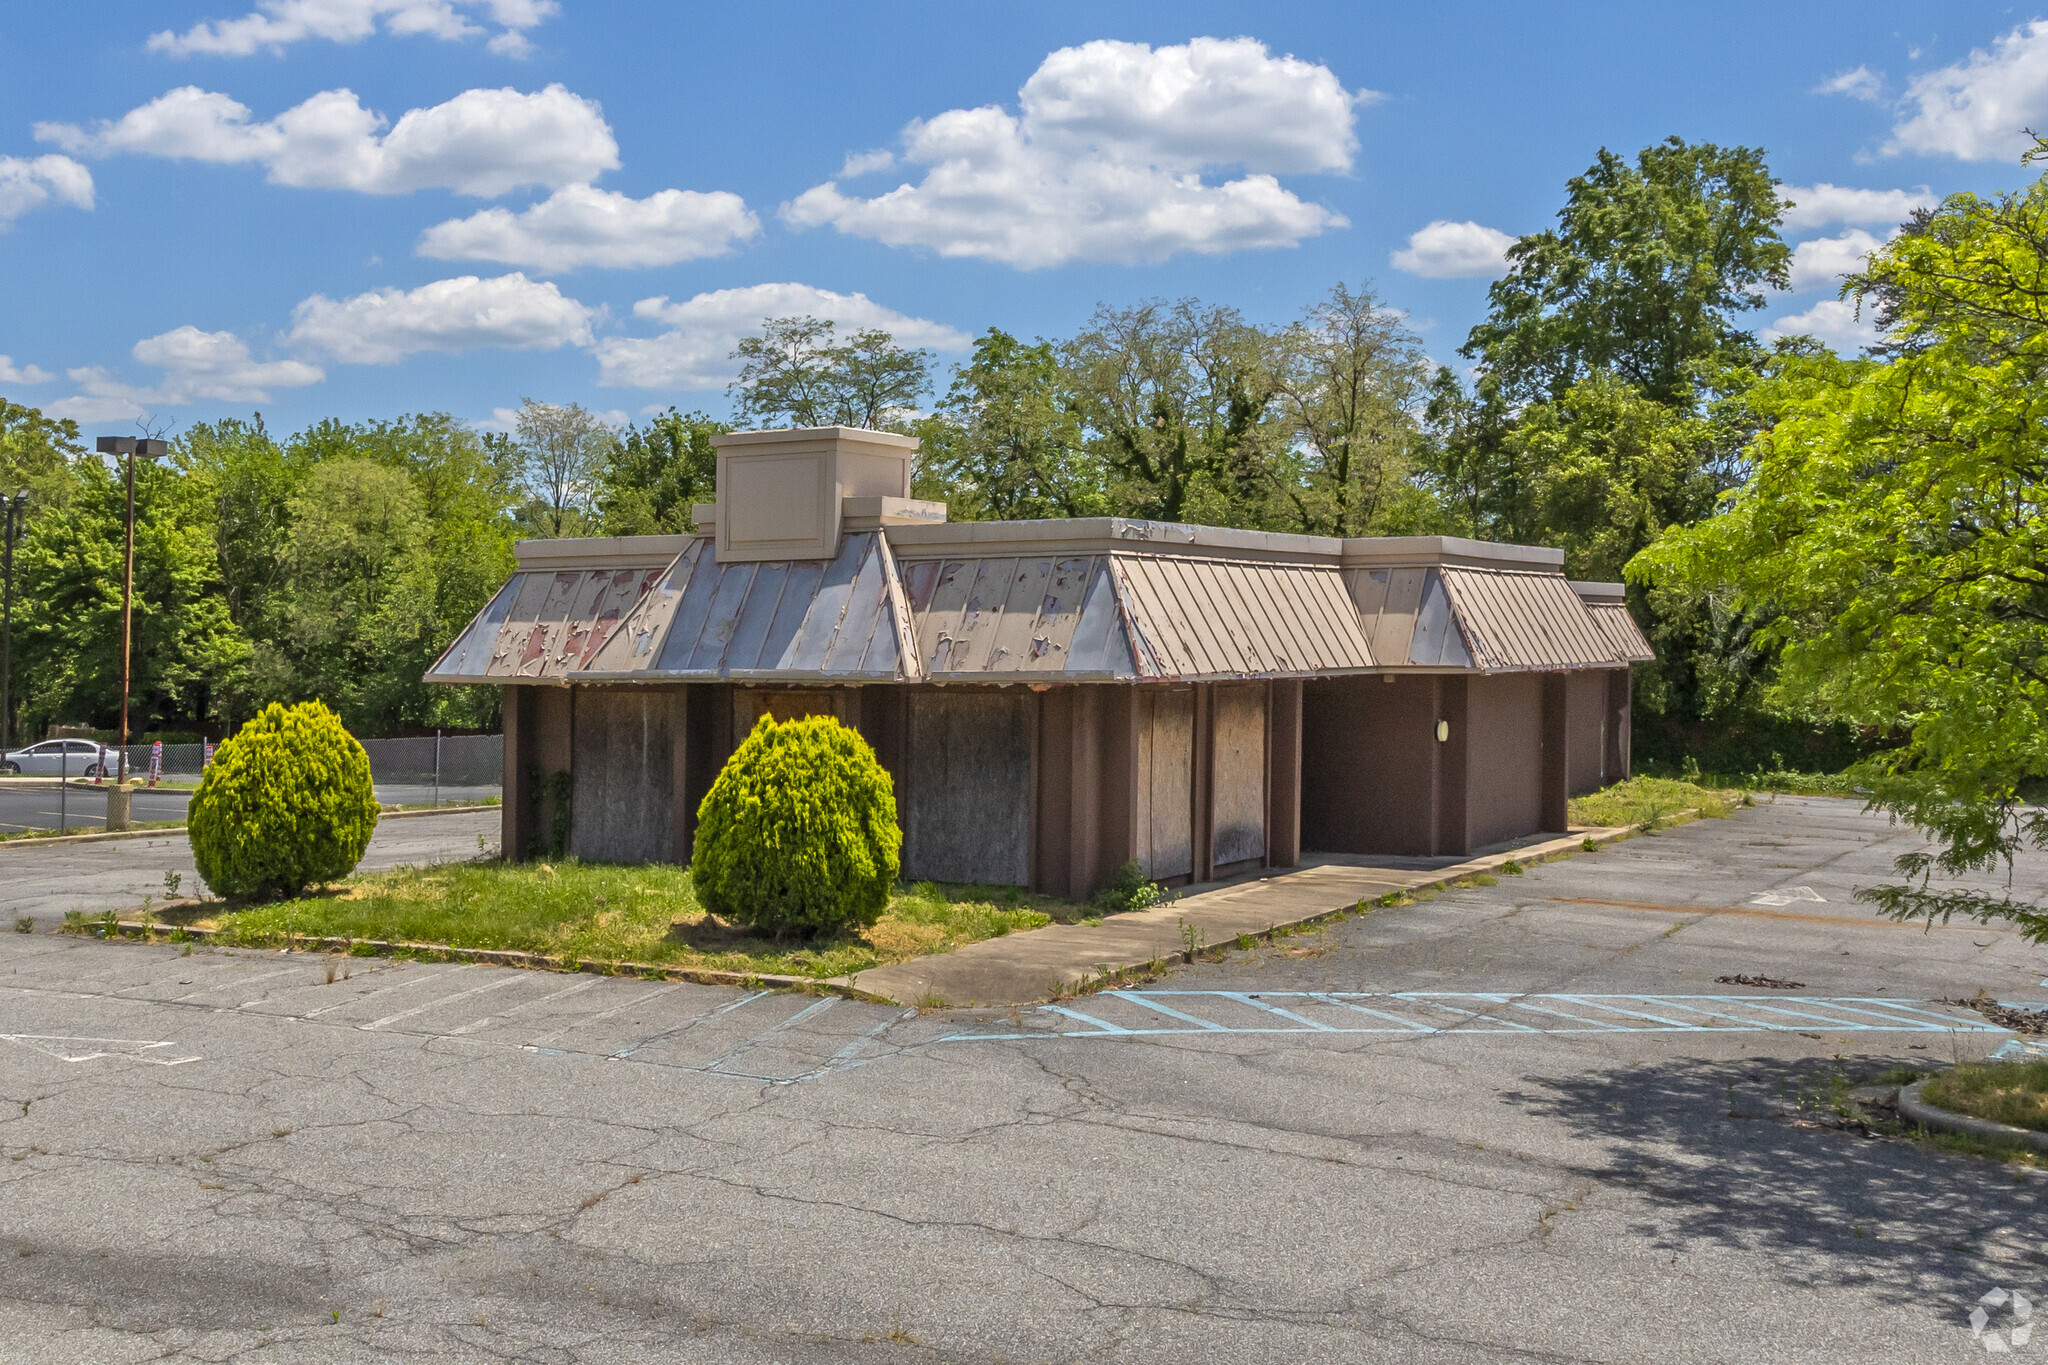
[426,521,1649,686]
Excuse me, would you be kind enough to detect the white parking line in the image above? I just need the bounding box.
[301,968,461,1018]
[361,973,528,1032]
[522,981,691,1046]
[448,976,601,1035]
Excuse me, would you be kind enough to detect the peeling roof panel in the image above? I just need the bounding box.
[425,563,671,682]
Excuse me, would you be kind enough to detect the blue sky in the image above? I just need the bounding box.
[1,1,2043,441]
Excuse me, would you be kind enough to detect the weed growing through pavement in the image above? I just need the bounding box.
[163,871,181,899]
[1178,917,1207,962]
[1502,859,1523,876]
[11,916,30,934]
[1581,838,1598,852]
[1236,932,1255,951]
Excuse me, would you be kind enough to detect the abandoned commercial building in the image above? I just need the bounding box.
[425,426,1653,898]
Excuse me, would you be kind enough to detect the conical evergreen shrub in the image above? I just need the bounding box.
[188,701,379,899]
[692,714,900,937]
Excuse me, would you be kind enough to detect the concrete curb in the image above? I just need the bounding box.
[0,803,497,852]
[833,817,1659,1006]
[1898,1079,2048,1154]
[80,919,890,1004]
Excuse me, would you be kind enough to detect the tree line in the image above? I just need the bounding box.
[0,136,1870,771]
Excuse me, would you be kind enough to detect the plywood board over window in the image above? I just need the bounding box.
[1134,687,1194,880]
[1212,683,1268,866]
[568,688,676,864]
[904,691,1033,886]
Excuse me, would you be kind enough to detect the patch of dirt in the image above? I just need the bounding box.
[1716,973,1807,990]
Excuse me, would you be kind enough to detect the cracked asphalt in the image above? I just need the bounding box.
[2,795,2045,1362]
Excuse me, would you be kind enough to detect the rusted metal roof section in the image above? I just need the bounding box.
[424,563,671,682]
[1583,601,1655,663]
[1438,567,1620,671]
[646,532,920,681]
[1112,555,1374,679]
[902,555,1136,678]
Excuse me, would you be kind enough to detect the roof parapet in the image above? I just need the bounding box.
[1339,535,1565,571]
[513,534,692,571]
[1569,579,1627,603]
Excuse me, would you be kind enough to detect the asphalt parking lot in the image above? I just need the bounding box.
[1,796,2043,1362]
[0,783,501,836]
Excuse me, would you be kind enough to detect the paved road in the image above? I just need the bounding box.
[1,796,2044,1362]
[0,809,500,927]
[0,783,500,835]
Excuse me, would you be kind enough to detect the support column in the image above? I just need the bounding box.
[1267,678,1302,868]
[1541,672,1570,833]
[1191,683,1215,883]
[501,685,530,860]
[679,687,704,871]
[1434,676,1470,856]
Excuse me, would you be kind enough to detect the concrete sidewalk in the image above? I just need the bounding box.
[842,824,1636,1006]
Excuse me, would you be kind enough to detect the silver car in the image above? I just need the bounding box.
[2,738,117,777]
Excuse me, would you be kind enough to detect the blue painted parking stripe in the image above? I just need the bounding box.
[1224,992,1334,1030]
[1306,993,1440,1031]
[934,991,2012,1045]
[1039,1004,1133,1034]
[1548,996,1704,1028]
[1106,991,1230,1030]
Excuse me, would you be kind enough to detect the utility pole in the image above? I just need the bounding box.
[1,491,25,752]
[96,437,168,785]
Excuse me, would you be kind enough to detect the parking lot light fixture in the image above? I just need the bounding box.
[96,436,169,784]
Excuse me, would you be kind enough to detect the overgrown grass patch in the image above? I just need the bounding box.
[1567,777,1732,829]
[191,860,1067,980]
[1922,1058,2048,1134]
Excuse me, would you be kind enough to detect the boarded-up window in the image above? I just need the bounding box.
[904,691,1033,886]
[1212,683,1267,866]
[1135,687,1193,879]
[569,688,675,864]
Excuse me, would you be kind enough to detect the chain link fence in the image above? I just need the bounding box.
[112,733,503,798]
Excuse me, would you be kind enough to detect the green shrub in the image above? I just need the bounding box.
[188,701,379,899]
[691,714,900,938]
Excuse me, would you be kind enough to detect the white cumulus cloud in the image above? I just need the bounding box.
[1814,65,1884,101]
[44,326,324,422]
[149,0,556,58]
[0,154,94,226]
[1764,298,1879,351]
[782,36,1365,268]
[1779,182,1937,229]
[36,83,615,198]
[594,283,971,391]
[1390,220,1515,278]
[417,183,759,271]
[1888,20,2048,160]
[287,272,594,363]
[0,356,52,384]
[1786,229,1886,292]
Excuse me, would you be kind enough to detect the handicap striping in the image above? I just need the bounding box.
[935,991,2026,1042]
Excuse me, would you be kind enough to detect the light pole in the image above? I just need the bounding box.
[95,437,168,784]
[1,490,26,753]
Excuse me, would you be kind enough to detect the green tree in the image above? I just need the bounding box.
[1271,283,1435,537]
[1462,137,1791,407]
[920,328,1104,520]
[14,455,247,733]
[728,316,932,432]
[594,408,724,535]
[1632,171,2048,938]
[1063,298,1283,525]
[514,398,612,537]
